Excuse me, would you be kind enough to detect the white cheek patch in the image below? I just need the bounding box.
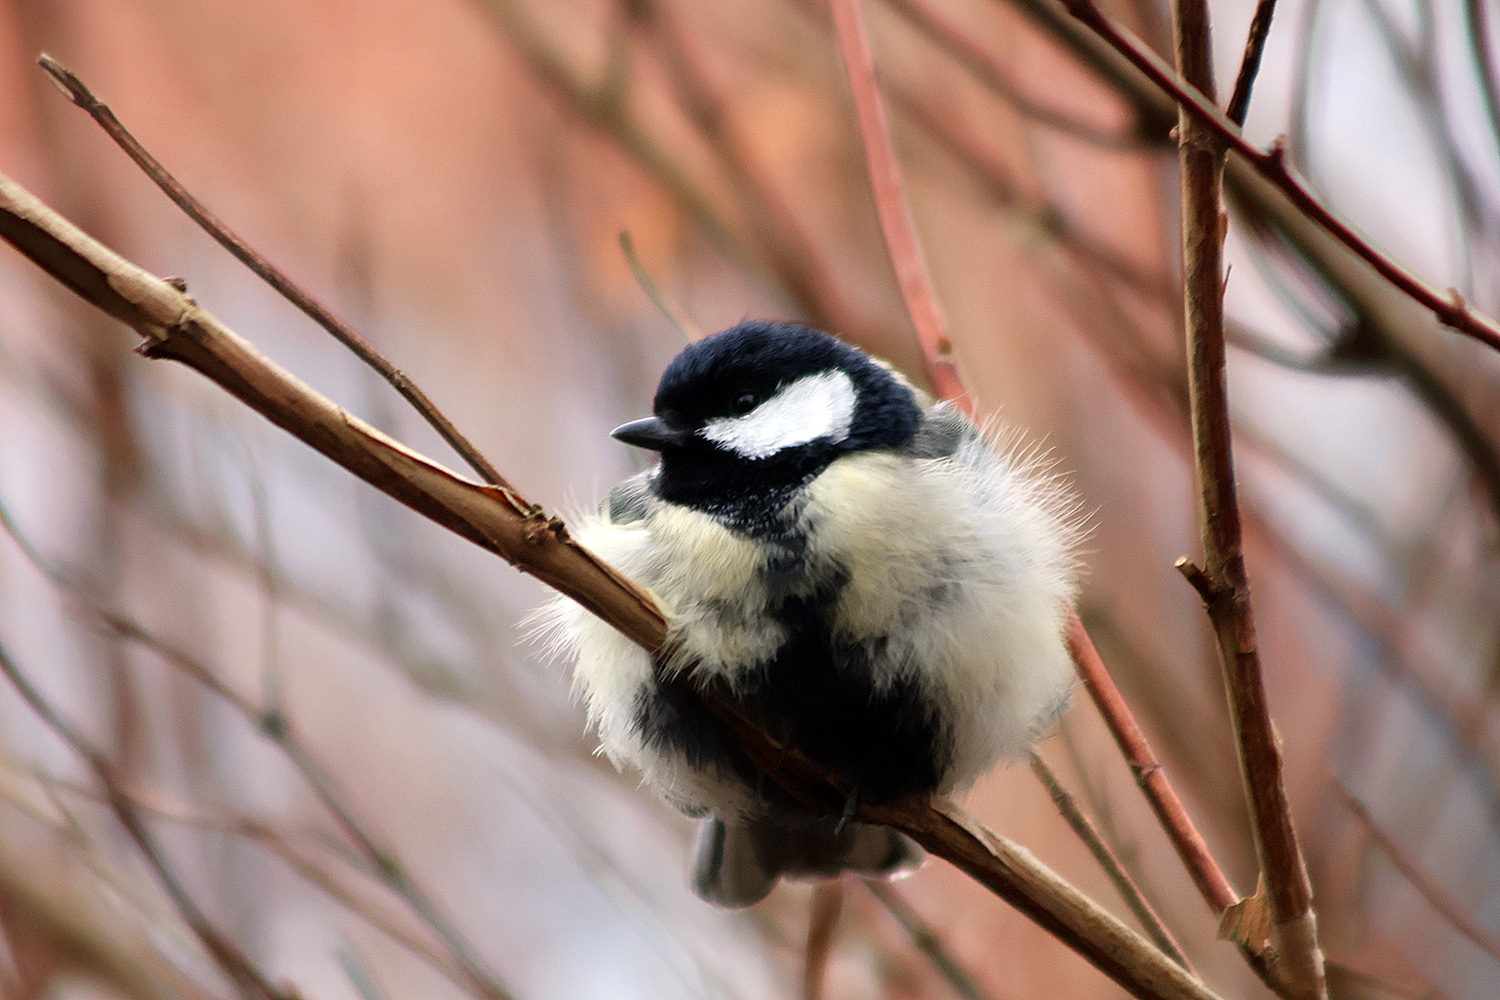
[701,370,857,460]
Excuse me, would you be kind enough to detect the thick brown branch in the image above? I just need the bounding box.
[0,168,1226,1000]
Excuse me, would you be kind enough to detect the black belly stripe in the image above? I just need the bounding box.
[631,521,951,805]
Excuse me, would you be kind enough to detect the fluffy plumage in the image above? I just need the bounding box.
[543,321,1082,905]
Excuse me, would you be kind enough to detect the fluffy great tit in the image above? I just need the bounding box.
[546,321,1081,906]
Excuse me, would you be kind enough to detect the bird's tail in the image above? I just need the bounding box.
[691,814,921,907]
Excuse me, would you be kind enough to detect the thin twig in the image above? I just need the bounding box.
[1060,0,1500,355]
[1334,781,1500,966]
[864,881,994,1000]
[1030,753,1193,971]
[31,771,467,990]
[1225,0,1278,125]
[0,496,516,1000]
[1065,618,1241,909]
[36,54,509,490]
[628,0,856,334]
[828,0,969,407]
[883,82,1177,303]
[1167,2,1323,997]
[0,638,298,1000]
[1464,0,1500,173]
[618,230,703,341]
[880,0,1142,148]
[0,167,1223,1000]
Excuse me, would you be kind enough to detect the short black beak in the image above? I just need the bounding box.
[611,416,695,451]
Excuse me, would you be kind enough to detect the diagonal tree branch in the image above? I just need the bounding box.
[0,167,1223,1000]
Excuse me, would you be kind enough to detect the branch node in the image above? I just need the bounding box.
[1174,557,1214,602]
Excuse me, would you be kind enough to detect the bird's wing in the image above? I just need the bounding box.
[603,469,657,524]
[903,402,980,459]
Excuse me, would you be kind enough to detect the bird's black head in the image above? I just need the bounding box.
[612,321,923,527]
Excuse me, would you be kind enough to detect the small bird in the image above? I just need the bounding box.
[547,321,1081,906]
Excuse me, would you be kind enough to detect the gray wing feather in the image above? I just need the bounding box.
[604,470,656,524]
[904,404,980,459]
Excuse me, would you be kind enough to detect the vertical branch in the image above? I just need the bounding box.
[1168,3,1324,998]
[828,0,969,408]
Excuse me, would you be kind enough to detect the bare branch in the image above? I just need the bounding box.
[0,167,1225,1000]
[1030,752,1193,971]
[1167,2,1323,996]
[0,638,298,1000]
[1060,0,1500,355]
[1225,0,1278,126]
[1334,781,1500,966]
[829,0,969,407]
[881,0,1143,148]
[36,54,508,489]
[865,881,995,1000]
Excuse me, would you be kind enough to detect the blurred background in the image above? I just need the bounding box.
[0,0,1496,997]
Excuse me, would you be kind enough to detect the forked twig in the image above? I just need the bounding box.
[36,54,509,490]
[1060,0,1500,356]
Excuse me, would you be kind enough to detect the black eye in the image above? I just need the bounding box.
[731,393,759,415]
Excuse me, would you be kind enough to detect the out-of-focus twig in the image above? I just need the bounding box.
[1225,0,1277,126]
[627,0,857,334]
[0,497,517,1000]
[1168,2,1323,997]
[1030,752,1193,971]
[0,167,1223,1000]
[1334,781,1500,966]
[880,0,1141,148]
[829,0,969,408]
[1060,0,1500,356]
[36,54,509,491]
[1465,0,1500,172]
[864,881,994,1000]
[619,230,703,341]
[28,770,467,990]
[0,638,299,1000]
[802,881,844,1000]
